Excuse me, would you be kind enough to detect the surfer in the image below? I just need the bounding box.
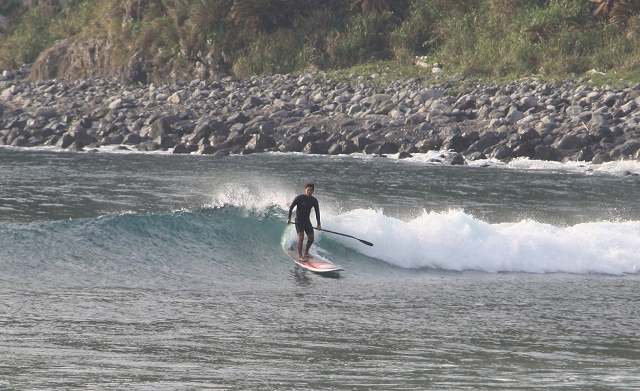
[287,182,322,261]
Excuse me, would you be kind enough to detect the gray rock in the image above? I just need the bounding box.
[489,145,513,160]
[103,133,124,144]
[443,152,466,165]
[303,141,330,154]
[505,107,524,124]
[441,134,466,153]
[246,134,276,151]
[149,115,180,139]
[468,135,499,153]
[610,140,640,158]
[35,108,58,119]
[56,133,75,149]
[228,112,250,123]
[339,140,359,154]
[533,145,562,161]
[556,134,589,150]
[68,126,97,146]
[279,137,304,152]
[592,152,612,164]
[123,133,142,145]
[376,141,400,154]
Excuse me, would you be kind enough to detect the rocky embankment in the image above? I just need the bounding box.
[2,65,640,164]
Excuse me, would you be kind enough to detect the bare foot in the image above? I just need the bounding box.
[303,253,314,259]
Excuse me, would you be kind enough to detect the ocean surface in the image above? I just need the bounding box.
[1,146,639,390]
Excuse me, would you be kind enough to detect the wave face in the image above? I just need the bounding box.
[0,207,286,288]
[1,205,637,290]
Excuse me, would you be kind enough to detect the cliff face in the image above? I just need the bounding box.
[28,39,117,80]
[27,38,219,84]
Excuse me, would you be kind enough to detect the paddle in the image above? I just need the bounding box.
[315,227,374,247]
[288,222,373,246]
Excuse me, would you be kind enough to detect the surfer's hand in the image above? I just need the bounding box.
[286,219,291,224]
[317,224,322,230]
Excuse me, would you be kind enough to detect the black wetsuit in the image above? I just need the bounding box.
[288,194,320,235]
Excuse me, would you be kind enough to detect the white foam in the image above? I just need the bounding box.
[208,182,293,214]
[333,151,640,176]
[312,209,640,275]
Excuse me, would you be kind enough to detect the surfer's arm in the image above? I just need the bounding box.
[287,196,298,223]
[314,199,321,228]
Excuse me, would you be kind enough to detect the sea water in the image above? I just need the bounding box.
[0,147,638,390]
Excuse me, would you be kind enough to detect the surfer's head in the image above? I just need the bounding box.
[305,182,315,196]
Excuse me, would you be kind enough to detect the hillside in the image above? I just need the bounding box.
[1,0,640,85]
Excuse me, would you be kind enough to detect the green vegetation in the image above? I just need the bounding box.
[1,0,640,85]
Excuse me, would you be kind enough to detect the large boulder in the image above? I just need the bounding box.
[279,137,304,152]
[376,141,400,154]
[149,115,180,139]
[556,134,589,150]
[246,134,276,152]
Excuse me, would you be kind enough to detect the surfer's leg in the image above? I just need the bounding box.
[303,232,314,258]
[297,232,305,260]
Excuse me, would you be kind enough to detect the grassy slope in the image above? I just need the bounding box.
[0,0,639,86]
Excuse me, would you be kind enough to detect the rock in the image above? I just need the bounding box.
[468,134,499,153]
[35,108,58,119]
[109,98,123,110]
[441,134,466,153]
[173,120,196,135]
[228,112,250,124]
[303,141,330,154]
[575,146,595,162]
[377,141,400,154]
[443,152,466,165]
[198,145,217,154]
[405,114,426,125]
[610,140,640,159]
[533,145,562,161]
[123,132,142,145]
[417,89,445,102]
[149,115,180,139]
[244,96,263,107]
[279,137,304,152]
[68,126,96,146]
[489,145,513,160]
[339,140,359,154]
[56,133,75,149]
[465,151,486,161]
[172,143,191,154]
[556,134,589,150]
[168,91,186,104]
[155,134,178,149]
[246,134,276,151]
[591,152,611,164]
[103,132,124,144]
[328,143,343,155]
[505,107,524,124]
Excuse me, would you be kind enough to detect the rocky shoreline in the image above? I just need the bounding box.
[2,65,640,164]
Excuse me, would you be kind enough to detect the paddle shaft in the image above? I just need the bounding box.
[314,227,374,246]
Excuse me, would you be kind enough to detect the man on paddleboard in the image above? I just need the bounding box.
[287,182,322,261]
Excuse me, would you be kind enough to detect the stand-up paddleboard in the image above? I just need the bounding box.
[286,249,344,273]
